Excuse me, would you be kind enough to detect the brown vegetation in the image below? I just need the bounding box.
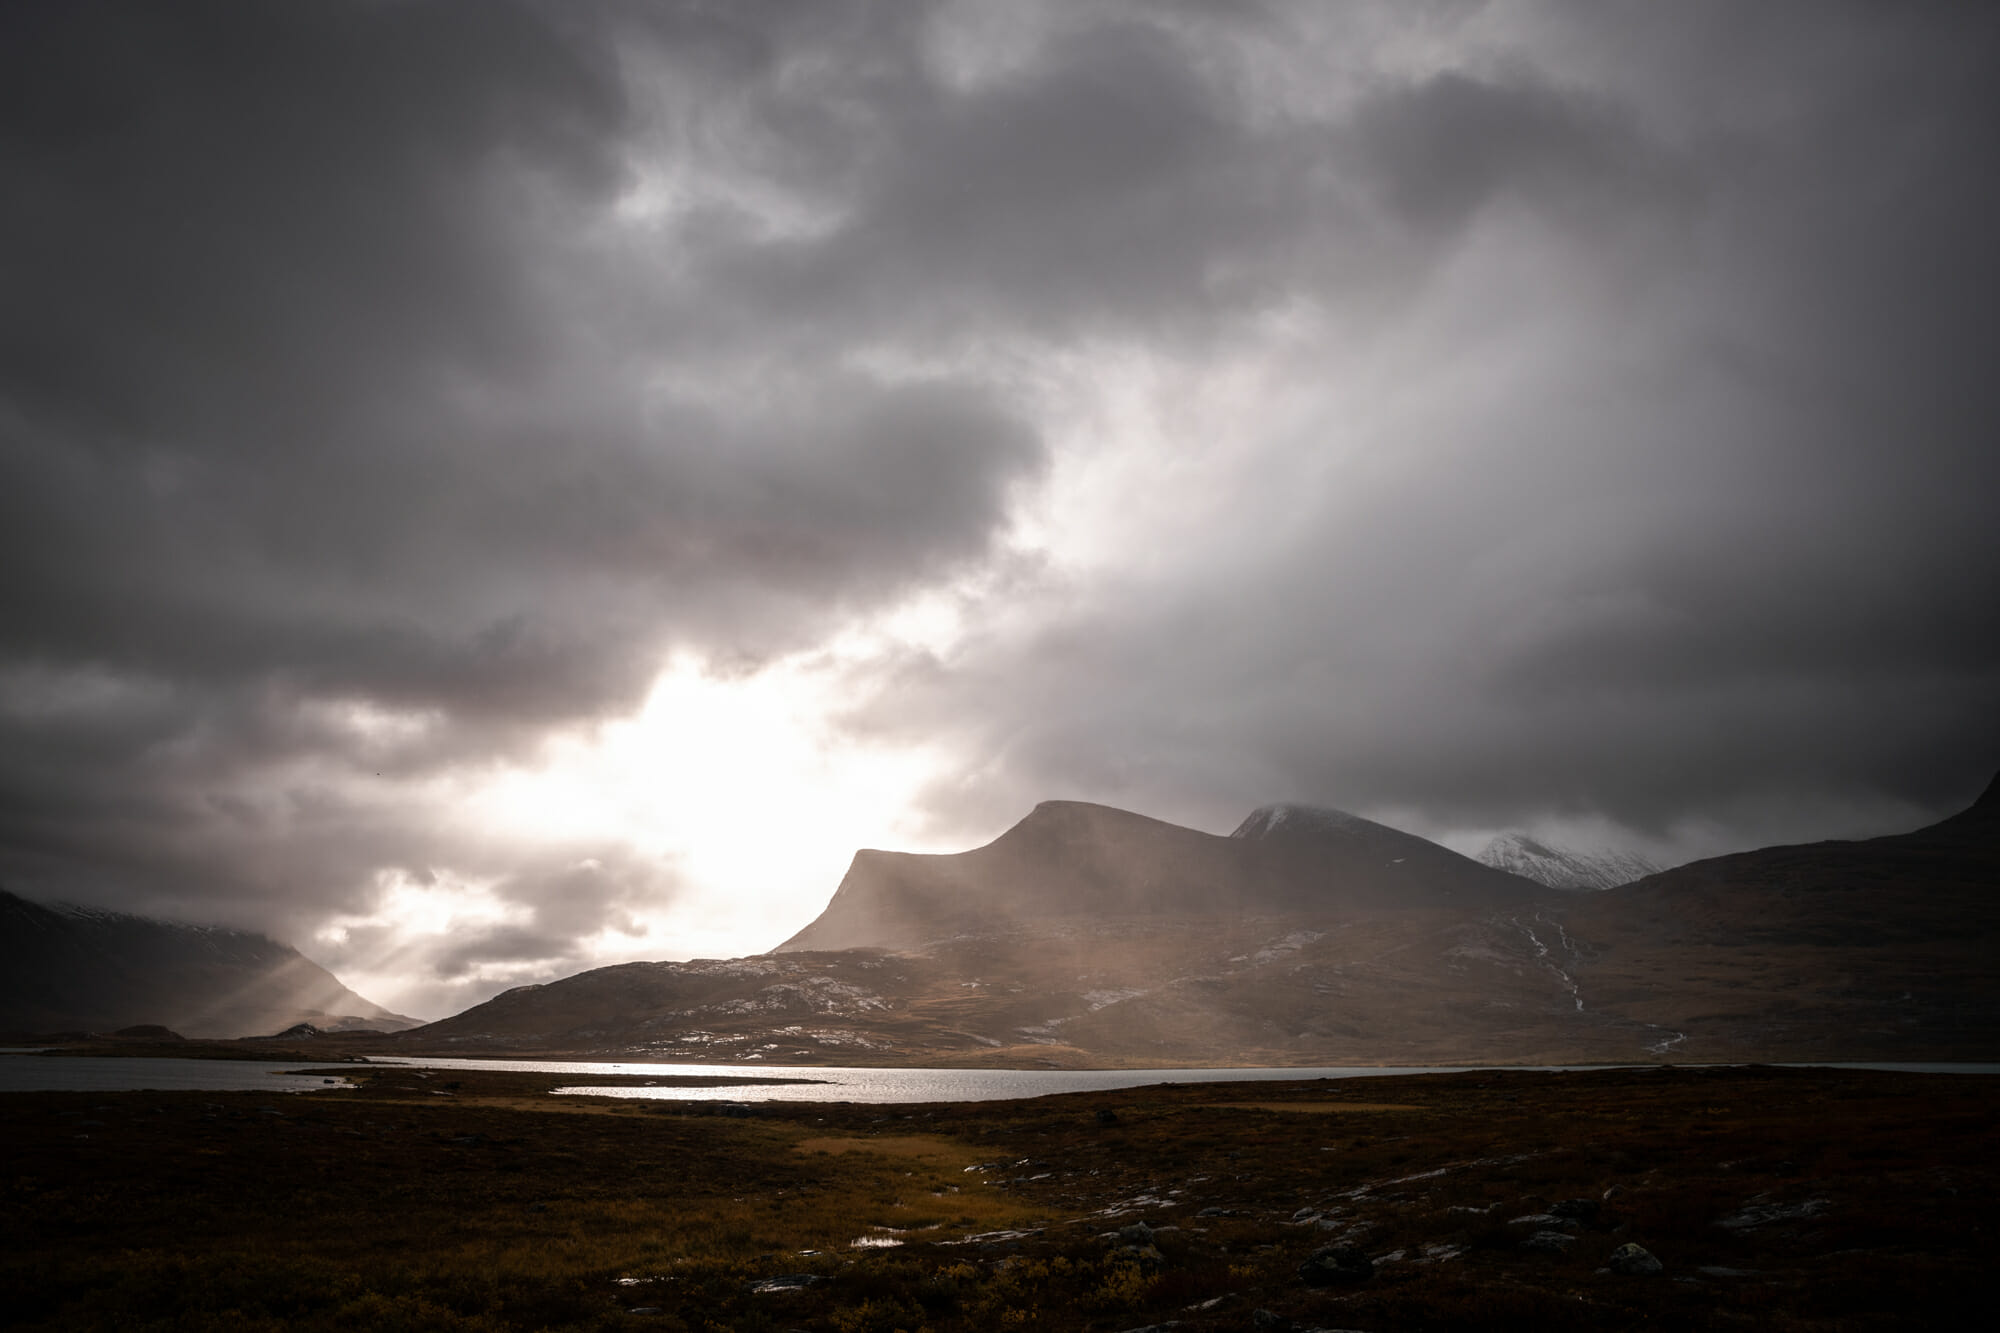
[3,1065,1992,1330]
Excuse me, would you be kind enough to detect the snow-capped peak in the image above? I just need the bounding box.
[1475,832,1662,891]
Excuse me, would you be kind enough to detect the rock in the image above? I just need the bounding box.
[1297,1243,1374,1285]
[1551,1197,1600,1224]
[1252,1311,1292,1331]
[1608,1243,1664,1275]
[1716,1197,1827,1230]
[1113,1244,1166,1271]
[1520,1229,1575,1254]
[1096,1108,1121,1125]
[1195,1206,1234,1218]
[1117,1221,1155,1245]
[747,1274,825,1295]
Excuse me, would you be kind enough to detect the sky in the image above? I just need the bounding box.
[2,0,1996,1019]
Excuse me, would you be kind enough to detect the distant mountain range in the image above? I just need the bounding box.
[0,888,418,1039]
[393,775,2000,1067]
[1474,832,1664,890]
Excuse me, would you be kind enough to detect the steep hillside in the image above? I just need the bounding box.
[0,888,417,1038]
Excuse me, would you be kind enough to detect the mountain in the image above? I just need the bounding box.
[1476,832,1664,890]
[1553,771,2000,1058]
[0,888,419,1038]
[778,799,1539,952]
[409,801,1600,1065]
[395,778,2000,1067]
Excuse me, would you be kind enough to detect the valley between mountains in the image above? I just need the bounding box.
[378,775,2000,1068]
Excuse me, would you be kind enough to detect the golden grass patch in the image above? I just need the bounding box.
[795,1134,979,1163]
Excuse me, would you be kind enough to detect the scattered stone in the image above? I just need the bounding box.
[1521,1230,1576,1254]
[1195,1206,1235,1218]
[627,1307,661,1316]
[1297,1242,1374,1285]
[1716,1197,1828,1230]
[1608,1242,1664,1275]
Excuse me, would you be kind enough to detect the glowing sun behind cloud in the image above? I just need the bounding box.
[472,647,957,947]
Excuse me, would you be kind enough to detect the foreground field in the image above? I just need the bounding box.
[3,1066,1992,1330]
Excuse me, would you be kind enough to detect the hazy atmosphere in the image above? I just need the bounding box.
[3,0,1995,1018]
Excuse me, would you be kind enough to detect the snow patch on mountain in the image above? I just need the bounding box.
[1476,833,1662,891]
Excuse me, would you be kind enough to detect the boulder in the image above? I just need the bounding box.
[1551,1197,1601,1225]
[1297,1243,1374,1285]
[1608,1242,1664,1275]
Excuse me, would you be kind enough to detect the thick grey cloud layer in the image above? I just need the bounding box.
[2,1,1995,1011]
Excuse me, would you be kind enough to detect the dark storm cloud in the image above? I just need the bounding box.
[839,1,2000,849]
[3,0,1996,1008]
[0,0,1044,957]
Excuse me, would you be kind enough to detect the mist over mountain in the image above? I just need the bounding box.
[0,888,417,1039]
[1475,832,1665,891]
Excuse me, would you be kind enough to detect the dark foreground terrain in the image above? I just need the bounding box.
[3,1066,1992,1331]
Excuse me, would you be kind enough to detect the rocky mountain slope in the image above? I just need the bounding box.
[0,888,417,1038]
[1475,832,1664,890]
[399,778,2000,1067]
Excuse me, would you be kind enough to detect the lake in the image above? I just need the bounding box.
[4,1052,1992,1100]
[0,1054,361,1093]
